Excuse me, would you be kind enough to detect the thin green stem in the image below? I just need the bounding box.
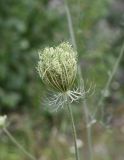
[94,43,124,118]
[3,127,36,160]
[67,103,80,160]
[64,1,93,160]
[64,0,77,51]
[82,100,93,160]
[79,70,93,160]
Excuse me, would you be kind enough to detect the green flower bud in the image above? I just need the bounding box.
[37,42,77,92]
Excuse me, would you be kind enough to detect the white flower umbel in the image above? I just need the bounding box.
[37,42,85,111]
[37,42,77,91]
[0,115,7,128]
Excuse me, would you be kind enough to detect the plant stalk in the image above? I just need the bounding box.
[94,43,124,119]
[3,127,36,160]
[83,100,93,160]
[67,103,80,160]
[65,1,93,159]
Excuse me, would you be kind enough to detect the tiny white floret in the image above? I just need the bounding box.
[0,115,7,128]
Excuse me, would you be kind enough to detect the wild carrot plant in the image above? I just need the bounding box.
[37,42,87,160]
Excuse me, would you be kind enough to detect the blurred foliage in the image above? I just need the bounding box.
[0,0,65,110]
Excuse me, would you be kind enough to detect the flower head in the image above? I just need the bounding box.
[37,42,77,92]
[0,115,7,128]
[37,42,84,111]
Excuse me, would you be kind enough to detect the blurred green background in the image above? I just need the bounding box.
[0,0,124,160]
